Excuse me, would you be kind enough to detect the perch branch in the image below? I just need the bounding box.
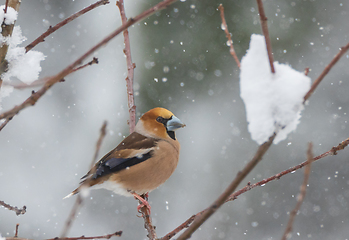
[281,143,314,240]
[164,138,349,240]
[60,122,108,238]
[256,0,275,73]
[218,4,240,68]
[138,194,157,240]
[0,0,178,126]
[116,0,136,133]
[303,42,349,102]
[0,200,26,215]
[25,0,110,52]
[177,133,276,240]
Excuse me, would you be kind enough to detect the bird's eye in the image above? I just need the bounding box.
[156,116,164,123]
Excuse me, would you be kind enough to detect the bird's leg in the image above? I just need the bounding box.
[131,192,151,214]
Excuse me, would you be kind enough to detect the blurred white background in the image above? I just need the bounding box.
[1,0,349,239]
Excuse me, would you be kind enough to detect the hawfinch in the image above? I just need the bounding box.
[64,107,185,212]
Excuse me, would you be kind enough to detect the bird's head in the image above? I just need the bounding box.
[135,107,185,140]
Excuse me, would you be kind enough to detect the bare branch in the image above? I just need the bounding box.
[14,224,19,238]
[2,57,98,90]
[225,138,349,202]
[281,143,314,240]
[218,4,240,68]
[0,0,178,127]
[25,0,110,53]
[60,121,108,238]
[0,200,26,215]
[0,57,98,131]
[177,133,276,240]
[256,0,275,73]
[5,231,122,240]
[303,42,349,102]
[165,138,349,240]
[160,215,196,240]
[90,120,107,168]
[116,0,136,133]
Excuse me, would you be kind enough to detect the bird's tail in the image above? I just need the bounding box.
[63,188,79,199]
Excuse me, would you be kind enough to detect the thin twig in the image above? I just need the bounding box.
[303,42,349,102]
[281,143,314,240]
[160,215,196,240]
[218,4,240,68]
[0,118,10,131]
[25,0,110,52]
[0,0,178,126]
[2,57,99,90]
[116,0,136,133]
[164,138,349,240]
[256,0,275,73]
[90,120,107,169]
[60,122,108,238]
[177,133,276,240]
[60,195,83,238]
[225,138,349,202]
[5,231,122,240]
[14,224,19,237]
[0,200,26,215]
[0,57,98,131]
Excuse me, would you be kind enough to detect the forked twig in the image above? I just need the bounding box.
[0,0,178,128]
[281,143,314,240]
[163,138,349,240]
[218,4,240,68]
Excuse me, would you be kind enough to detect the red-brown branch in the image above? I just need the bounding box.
[177,133,276,240]
[3,57,99,90]
[303,42,349,102]
[164,138,349,240]
[256,0,275,73]
[116,0,136,133]
[218,4,240,68]
[5,231,122,240]
[25,0,110,53]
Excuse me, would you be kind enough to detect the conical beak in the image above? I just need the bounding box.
[167,115,186,131]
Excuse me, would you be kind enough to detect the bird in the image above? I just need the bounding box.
[64,107,185,213]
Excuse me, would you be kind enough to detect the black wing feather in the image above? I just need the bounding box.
[92,151,153,179]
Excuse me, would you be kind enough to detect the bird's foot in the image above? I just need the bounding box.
[132,192,151,215]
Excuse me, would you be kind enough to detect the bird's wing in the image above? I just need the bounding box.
[81,132,159,181]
